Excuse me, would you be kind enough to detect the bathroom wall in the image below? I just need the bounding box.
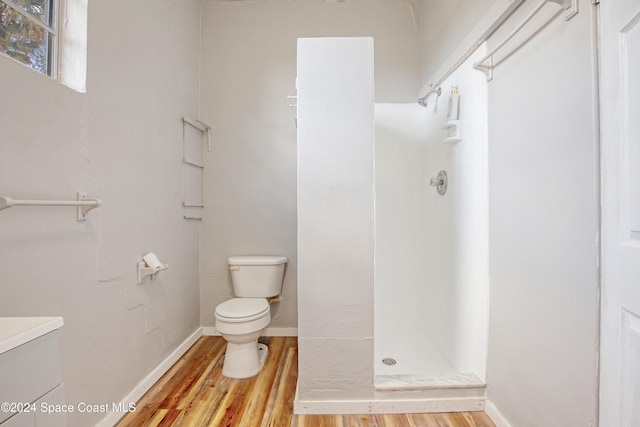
[485,1,599,425]
[420,0,497,84]
[375,48,487,382]
[421,47,489,379]
[199,0,422,332]
[374,103,431,370]
[421,103,453,366]
[421,0,600,425]
[0,0,201,425]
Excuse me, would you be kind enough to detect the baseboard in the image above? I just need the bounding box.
[202,326,298,337]
[294,397,484,415]
[96,327,203,427]
[485,400,513,427]
[201,326,218,336]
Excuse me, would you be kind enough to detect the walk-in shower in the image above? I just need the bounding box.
[296,37,489,412]
[374,47,489,392]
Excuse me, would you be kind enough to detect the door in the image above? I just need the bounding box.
[600,0,640,425]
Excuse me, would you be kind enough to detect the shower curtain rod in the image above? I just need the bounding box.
[418,0,576,107]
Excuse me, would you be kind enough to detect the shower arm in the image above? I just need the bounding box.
[418,87,442,108]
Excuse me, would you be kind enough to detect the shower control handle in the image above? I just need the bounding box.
[430,170,448,195]
[430,177,444,187]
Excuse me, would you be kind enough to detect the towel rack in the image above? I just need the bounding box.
[418,0,526,107]
[182,116,212,221]
[0,192,101,221]
[182,116,212,153]
[473,0,577,81]
[418,0,577,106]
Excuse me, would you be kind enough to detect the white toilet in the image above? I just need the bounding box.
[215,255,288,379]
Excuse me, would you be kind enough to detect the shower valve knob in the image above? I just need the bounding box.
[430,170,448,195]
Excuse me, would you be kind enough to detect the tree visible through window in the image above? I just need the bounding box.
[0,0,55,76]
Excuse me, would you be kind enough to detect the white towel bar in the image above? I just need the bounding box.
[182,116,212,152]
[0,192,102,221]
[473,0,577,81]
[418,0,577,106]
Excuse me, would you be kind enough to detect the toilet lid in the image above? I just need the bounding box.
[215,298,269,322]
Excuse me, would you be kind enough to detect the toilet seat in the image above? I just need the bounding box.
[215,298,269,323]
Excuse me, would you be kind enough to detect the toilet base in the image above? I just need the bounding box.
[221,341,269,379]
[257,343,268,366]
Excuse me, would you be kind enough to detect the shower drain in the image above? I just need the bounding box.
[382,358,397,366]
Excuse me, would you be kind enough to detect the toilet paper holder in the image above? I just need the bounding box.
[137,252,168,284]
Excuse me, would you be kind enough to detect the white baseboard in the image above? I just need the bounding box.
[485,400,513,427]
[294,397,484,415]
[96,327,203,427]
[201,326,218,336]
[263,327,298,337]
[202,326,298,337]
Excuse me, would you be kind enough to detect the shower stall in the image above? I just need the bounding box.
[296,36,489,412]
[374,48,489,391]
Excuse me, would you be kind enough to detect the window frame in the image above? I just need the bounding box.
[0,0,59,77]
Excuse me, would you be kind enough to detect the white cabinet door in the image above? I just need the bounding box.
[34,385,66,427]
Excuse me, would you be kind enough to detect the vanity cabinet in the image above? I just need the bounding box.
[0,318,65,427]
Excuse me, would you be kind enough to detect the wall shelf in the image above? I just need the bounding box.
[443,120,462,144]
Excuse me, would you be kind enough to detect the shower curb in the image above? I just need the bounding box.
[294,394,485,415]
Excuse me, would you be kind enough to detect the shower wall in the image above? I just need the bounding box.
[375,48,488,380]
[374,103,431,360]
[423,48,489,379]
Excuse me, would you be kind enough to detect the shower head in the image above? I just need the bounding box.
[418,86,441,108]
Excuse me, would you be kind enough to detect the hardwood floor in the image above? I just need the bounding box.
[116,337,495,427]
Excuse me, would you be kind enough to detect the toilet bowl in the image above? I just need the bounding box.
[214,256,287,379]
[215,298,271,378]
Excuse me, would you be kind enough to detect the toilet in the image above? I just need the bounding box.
[215,255,288,379]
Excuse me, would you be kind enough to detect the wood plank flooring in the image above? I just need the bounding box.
[116,337,495,427]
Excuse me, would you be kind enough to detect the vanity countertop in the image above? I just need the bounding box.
[0,317,64,355]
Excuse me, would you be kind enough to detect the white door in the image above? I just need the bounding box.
[600,0,640,425]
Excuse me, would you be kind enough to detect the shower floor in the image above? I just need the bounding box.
[374,318,484,390]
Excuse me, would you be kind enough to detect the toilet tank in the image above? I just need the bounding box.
[228,256,288,298]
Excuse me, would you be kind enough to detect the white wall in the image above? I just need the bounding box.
[374,103,430,364]
[422,1,600,425]
[376,52,488,383]
[485,1,599,425]
[0,0,201,425]
[199,0,422,331]
[420,0,496,85]
[421,47,489,379]
[297,37,375,401]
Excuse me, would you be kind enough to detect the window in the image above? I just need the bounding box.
[0,0,56,76]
